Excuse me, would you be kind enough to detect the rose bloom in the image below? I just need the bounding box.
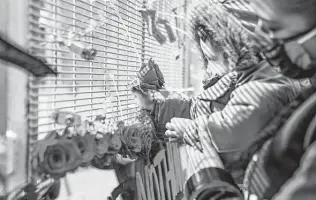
[95,134,110,156]
[109,133,122,151]
[120,124,143,153]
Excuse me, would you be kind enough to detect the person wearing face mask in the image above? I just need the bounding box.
[164,1,303,198]
[220,0,312,88]
[166,0,316,199]
[250,0,316,81]
[243,0,316,199]
[233,0,316,199]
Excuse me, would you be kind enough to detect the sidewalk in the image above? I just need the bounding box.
[57,168,118,200]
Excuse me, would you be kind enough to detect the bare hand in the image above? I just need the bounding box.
[165,118,194,138]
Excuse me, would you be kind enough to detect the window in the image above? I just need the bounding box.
[27,0,186,138]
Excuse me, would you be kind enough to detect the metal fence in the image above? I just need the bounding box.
[27,0,186,137]
[136,143,184,200]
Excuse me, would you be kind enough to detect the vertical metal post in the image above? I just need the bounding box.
[141,0,146,64]
[0,0,30,193]
[182,0,191,88]
[0,0,9,137]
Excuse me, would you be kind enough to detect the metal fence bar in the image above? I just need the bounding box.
[136,143,184,200]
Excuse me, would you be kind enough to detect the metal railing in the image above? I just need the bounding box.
[136,143,184,200]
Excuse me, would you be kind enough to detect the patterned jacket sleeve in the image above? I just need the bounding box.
[192,81,298,153]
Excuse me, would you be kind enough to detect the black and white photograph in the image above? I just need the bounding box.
[0,0,316,199]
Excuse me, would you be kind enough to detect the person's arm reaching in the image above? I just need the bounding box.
[192,81,296,152]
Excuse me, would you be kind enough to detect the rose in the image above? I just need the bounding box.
[109,133,122,151]
[133,59,165,92]
[140,59,165,90]
[73,134,96,165]
[120,124,142,153]
[91,153,115,170]
[151,59,165,89]
[40,139,81,178]
[95,134,110,155]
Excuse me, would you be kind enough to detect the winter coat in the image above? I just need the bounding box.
[151,60,300,154]
[147,61,302,183]
[184,87,316,200]
[188,61,301,153]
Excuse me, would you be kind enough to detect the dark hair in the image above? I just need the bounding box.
[192,24,210,69]
[189,2,258,70]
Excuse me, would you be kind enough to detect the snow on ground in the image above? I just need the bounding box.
[57,168,118,200]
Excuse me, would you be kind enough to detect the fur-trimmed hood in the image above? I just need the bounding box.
[188,1,261,86]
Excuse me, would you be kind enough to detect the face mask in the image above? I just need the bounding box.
[262,27,316,79]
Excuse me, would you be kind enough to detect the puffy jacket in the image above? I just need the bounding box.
[184,87,316,200]
[187,60,301,153]
[148,60,301,166]
[187,0,302,154]
[181,60,301,187]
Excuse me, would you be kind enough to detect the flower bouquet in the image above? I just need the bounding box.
[31,108,159,179]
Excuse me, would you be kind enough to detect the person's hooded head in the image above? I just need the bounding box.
[189,2,259,87]
[251,0,316,79]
